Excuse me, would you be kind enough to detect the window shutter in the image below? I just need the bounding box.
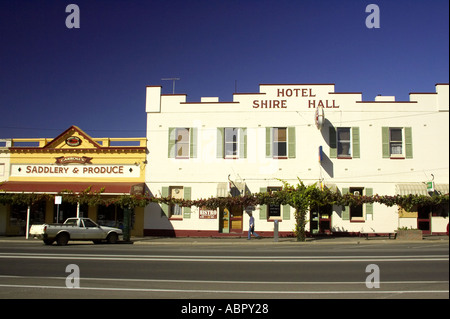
[288,127,296,158]
[190,128,197,158]
[217,128,224,158]
[365,188,373,220]
[342,187,350,220]
[259,187,267,220]
[329,126,337,158]
[161,187,169,217]
[183,187,192,219]
[382,127,390,158]
[352,127,360,158]
[405,127,413,159]
[168,128,176,158]
[283,204,291,220]
[239,128,247,159]
[265,127,272,158]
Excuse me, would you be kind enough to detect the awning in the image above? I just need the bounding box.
[395,183,449,196]
[0,181,146,195]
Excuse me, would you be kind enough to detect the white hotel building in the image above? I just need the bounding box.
[144,83,449,237]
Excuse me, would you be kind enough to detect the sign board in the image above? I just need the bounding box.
[199,208,217,219]
[427,181,435,193]
[10,164,140,178]
[54,196,62,205]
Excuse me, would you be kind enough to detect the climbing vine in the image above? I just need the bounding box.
[1,180,448,242]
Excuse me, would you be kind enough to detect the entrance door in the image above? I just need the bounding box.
[230,206,243,233]
[310,205,332,235]
[219,207,230,233]
[417,205,431,235]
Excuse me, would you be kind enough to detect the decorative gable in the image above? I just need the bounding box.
[43,126,101,150]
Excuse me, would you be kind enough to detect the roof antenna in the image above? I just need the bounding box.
[161,78,180,94]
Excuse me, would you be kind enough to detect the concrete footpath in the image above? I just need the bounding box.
[0,235,448,245]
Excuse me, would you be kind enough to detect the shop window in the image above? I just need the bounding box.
[9,202,46,235]
[98,204,124,228]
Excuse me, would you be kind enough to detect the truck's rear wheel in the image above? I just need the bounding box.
[56,233,69,246]
[106,232,118,244]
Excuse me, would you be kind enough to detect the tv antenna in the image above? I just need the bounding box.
[161,78,180,94]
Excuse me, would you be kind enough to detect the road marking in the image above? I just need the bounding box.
[0,283,447,296]
[1,275,448,286]
[0,252,448,262]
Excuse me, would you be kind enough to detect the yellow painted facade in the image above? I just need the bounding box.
[1,126,147,236]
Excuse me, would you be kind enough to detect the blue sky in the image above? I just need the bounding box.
[0,0,448,139]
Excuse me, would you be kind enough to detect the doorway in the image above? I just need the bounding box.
[219,205,243,233]
[310,205,332,235]
[417,205,431,235]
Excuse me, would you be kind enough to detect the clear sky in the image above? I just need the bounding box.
[0,0,448,139]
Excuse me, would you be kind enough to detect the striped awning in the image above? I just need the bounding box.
[395,183,449,196]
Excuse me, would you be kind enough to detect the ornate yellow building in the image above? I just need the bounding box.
[0,126,147,236]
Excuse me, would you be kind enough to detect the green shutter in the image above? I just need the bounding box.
[365,188,373,220]
[288,127,296,158]
[265,128,272,158]
[329,126,337,158]
[239,128,247,159]
[405,127,413,159]
[217,128,224,158]
[259,187,267,220]
[161,187,169,217]
[283,204,291,220]
[190,128,197,158]
[382,127,390,158]
[168,128,176,158]
[183,187,192,219]
[342,187,350,220]
[352,127,360,158]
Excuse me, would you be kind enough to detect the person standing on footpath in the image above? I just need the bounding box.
[247,212,261,240]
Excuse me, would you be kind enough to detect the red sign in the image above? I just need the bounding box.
[65,136,82,147]
[55,156,93,164]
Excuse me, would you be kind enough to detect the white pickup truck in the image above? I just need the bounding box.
[29,217,123,246]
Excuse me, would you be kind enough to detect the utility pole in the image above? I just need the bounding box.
[161,78,180,94]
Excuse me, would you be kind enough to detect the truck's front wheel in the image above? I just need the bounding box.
[106,232,118,244]
[56,233,69,246]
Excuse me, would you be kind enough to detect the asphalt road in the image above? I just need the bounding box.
[0,240,448,302]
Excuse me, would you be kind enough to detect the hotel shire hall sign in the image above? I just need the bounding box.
[252,87,340,109]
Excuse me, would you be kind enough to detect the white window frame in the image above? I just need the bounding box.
[175,128,190,159]
[389,127,405,158]
[273,127,287,158]
[169,186,184,219]
[224,128,240,159]
[349,187,365,222]
[337,127,352,158]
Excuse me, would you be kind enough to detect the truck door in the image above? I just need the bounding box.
[82,219,104,240]
[67,219,85,240]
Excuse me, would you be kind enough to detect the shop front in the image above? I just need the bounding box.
[0,126,147,236]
